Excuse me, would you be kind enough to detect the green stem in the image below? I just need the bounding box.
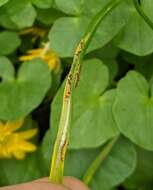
[133,0,153,30]
[49,0,121,184]
[82,136,119,185]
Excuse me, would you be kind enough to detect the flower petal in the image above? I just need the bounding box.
[13,150,26,160]
[17,128,38,140]
[19,54,39,61]
[19,141,37,152]
[5,119,24,132]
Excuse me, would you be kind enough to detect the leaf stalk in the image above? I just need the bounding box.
[82,136,119,185]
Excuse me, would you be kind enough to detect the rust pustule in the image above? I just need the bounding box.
[64,74,72,99]
[75,64,82,88]
[60,138,68,162]
[75,39,84,57]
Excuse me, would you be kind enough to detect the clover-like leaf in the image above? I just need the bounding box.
[49,0,131,57]
[32,0,53,9]
[0,0,9,7]
[0,31,21,55]
[65,137,136,190]
[51,59,119,149]
[0,57,51,121]
[4,0,36,28]
[115,0,153,56]
[113,71,153,150]
[0,6,18,29]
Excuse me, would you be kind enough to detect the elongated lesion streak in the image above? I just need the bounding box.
[60,138,69,162]
[73,39,86,87]
[75,39,84,58]
[74,64,82,88]
[64,74,72,99]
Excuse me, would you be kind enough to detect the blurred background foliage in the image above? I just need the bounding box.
[0,0,153,189]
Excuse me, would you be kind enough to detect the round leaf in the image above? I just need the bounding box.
[65,137,136,190]
[0,31,21,55]
[115,0,153,56]
[5,0,36,28]
[113,71,153,150]
[0,57,51,121]
[0,7,18,29]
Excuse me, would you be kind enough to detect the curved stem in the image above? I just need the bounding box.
[133,0,153,30]
[82,136,119,185]
[49,0,121,184]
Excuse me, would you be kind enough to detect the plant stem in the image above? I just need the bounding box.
[133,0,153,30]
[49,0,121,184]
[82,135,119,185]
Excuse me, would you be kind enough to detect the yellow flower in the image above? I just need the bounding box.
[0,119,38,160]
[19,44,61,73]
[19,27,47,42]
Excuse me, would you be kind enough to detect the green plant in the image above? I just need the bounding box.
[0,0,153,190]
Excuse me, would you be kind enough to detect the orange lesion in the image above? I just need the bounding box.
[75,39,84,58]
[60,138,69,162]
[64,73,73,100]
[74,64,82,88]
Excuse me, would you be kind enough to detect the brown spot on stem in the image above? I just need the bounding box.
[75,64,82,88]
[65,74,72,99]
[75,39,84,57]
[61,138,69,162]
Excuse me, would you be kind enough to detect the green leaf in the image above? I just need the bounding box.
[86,137,136,190]
[87,43,119,83]
[0,31,21,55]
[113,71,153,150]
[0,7,18,29]
[124,147,153,189]
[115,0,153,56]
[5,0,36,28]
[41,134,136,190]
[51,59,119,149]
[0,0,9,7]
[0,57,51,121]
[36,8,66,26]
[32,0,53,9]
[0,153,44,186]
[49,0,131,57]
